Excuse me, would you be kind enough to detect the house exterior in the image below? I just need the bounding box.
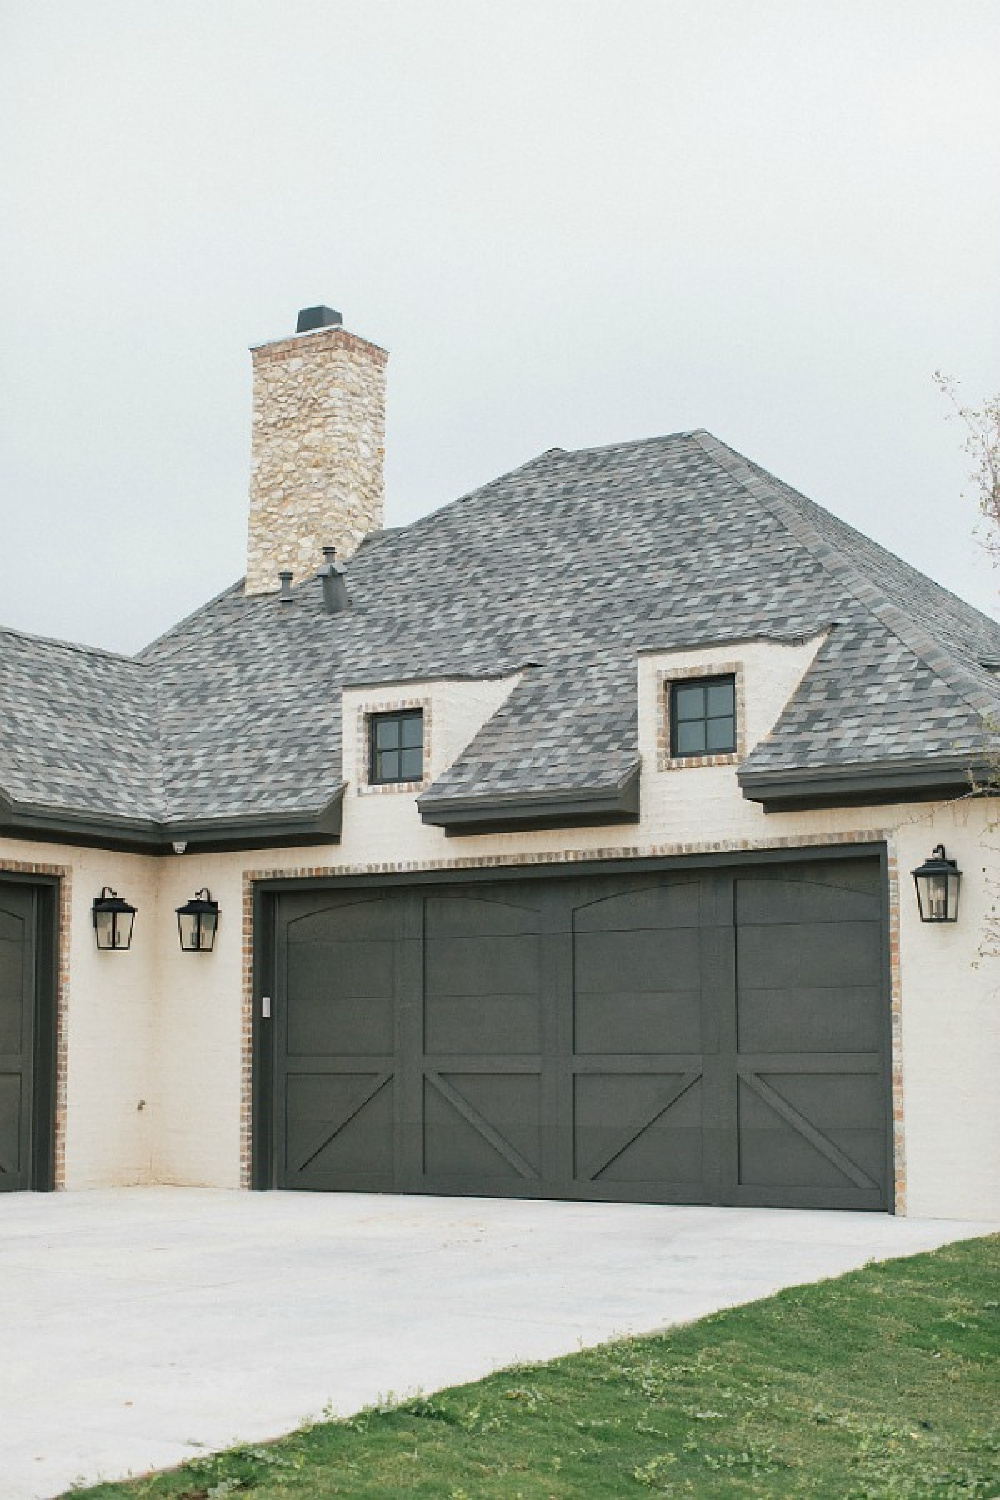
[2,306,998,1220]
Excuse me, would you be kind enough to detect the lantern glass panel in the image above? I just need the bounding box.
[178,911,200,951]
[198,909,218,950]
[94,909,115,950]
[926,873,948,921]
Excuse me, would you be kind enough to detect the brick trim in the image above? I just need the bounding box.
[251,328,389,366]
[240,827,905,1211]
[656,661,747,771]
[355,697,433,795]
[885,834,906,1214]
[0,858,71,1190]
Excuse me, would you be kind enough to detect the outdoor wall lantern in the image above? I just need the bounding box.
[92,888,137,951]
[176,888,220,952]
[912,845,962,924]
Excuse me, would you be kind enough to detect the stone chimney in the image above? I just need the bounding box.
[245,306,387,595]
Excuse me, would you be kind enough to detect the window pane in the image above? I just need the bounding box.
[706,680,735,718]
[377,748,400,781]
[674,684,705,721]
[400,714,423,749]
[676,720,706,755]
[706,716,735,752]
[400,747,423,780]
[375,718,400,750]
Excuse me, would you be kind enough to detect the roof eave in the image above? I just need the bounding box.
[739,755,993,812]
[0,786,345,854]
[418,765,641,835]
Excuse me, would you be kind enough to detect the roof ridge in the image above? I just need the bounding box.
[136,577,246,660]
[0,622,149,666]
[399,430,702,539]
[691,431,1000,724]
[559,429,702,461]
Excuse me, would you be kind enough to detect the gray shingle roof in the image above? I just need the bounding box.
[3,429,999,839]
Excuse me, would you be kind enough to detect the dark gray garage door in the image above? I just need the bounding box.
[267,857,890,1210]
[0,883,38,1193]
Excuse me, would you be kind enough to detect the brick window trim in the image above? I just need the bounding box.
[355,697,433,794]
[656,661,747,771]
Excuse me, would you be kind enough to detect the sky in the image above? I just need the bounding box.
[1,0,999,655]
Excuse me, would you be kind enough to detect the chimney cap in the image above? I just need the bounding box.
[296,305,343,334]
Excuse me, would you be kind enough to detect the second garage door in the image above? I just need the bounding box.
[265,856,890,1210]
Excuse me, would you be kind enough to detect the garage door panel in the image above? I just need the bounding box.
[425,993,541,1055]
[286,895,401,944]
[287,939,396,1003]
[738,985,882,1053]
[574,927,700,994]
[0,1074,23,1179]
[759,1070,887,1132]
[424,893,541,937]
[736,875,880,925]
[424,934,541,997]
[738,921,881,990]
[572,882,701,932]
[282,1072,394,1188]
[0,909,25,944]
[574,1072,704,1185]
[574,989,702,1054]
[0,946,26,1054]
[737,1073,883,1193]
[423,1073,541,1181]
[286,991,395,1057]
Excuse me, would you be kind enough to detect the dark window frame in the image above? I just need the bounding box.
[669,673,737,759]
[368,708,424,785]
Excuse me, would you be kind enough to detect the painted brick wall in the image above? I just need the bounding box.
[3,642,999,1219]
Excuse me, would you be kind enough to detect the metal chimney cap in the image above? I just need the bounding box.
[296,306,343,334]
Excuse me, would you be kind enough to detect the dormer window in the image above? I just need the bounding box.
[369,709,424,784]
[670,675,736,757]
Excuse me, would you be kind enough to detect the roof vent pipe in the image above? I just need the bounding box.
[318,546,349,615]
[278,570,294,604]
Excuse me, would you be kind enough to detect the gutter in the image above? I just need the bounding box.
[0,786,345,855]
[739,754,992,811]
[418,764,641,835]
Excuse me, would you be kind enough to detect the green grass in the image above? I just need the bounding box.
[71,1234,1000,1499]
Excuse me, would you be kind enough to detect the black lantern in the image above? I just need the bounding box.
[176,888,220,952]
[92,887,137,951]
[912,845,961,923]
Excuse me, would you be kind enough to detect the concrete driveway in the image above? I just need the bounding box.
[1,1189,996,1499]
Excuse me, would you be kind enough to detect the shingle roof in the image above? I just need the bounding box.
[3,429,999,839]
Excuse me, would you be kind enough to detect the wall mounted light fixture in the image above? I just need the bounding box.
[92,888,137,951]
[176,888,220,952]
[912,845,961,923]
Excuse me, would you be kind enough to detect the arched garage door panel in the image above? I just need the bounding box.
[269,859,889,1209]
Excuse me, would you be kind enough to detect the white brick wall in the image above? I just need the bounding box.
[4,639,998,1218]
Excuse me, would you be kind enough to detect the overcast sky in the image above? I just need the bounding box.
[2,1,999,655]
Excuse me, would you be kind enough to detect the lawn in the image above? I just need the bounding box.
[71,1234,1000,1499]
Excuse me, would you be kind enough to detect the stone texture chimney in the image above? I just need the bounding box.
[245,307,387,595]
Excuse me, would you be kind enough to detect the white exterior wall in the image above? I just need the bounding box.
[3,639,998,1216]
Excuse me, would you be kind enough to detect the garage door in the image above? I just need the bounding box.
[0,883,38,1193]
[265,857,890,1210]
